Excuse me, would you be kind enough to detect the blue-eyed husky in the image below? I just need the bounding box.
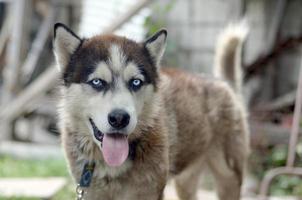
[53,22,249,200]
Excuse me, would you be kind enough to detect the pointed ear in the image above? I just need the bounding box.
[144,29,167,68]
[53,23,81,71]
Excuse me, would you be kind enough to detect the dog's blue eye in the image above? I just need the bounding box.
[88,78,106,91]
[133,79,141,86]
[92,79,101,85]
[129,79,143,91]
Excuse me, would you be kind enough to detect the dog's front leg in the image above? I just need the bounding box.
[122,184,165,200]
[121,165,168,200]
[141,185,165,200]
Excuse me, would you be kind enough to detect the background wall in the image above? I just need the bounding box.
[152,0,302,101]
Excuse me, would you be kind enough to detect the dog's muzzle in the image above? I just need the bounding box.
[89,118,104,143]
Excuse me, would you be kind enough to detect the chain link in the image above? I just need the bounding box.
[76,184,85,200]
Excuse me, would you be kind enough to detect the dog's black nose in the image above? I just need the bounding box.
[108,109,130,129]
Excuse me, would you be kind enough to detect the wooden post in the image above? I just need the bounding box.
[258,0,286,102]
[2,0,26,99]
[0,66,59,121]
[0,10,11,57]
[1,0,26,140]
[103,0,153,34]
[21,6,57,83]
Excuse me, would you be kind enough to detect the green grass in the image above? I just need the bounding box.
[0,156,68,177]
[0,156,75,199]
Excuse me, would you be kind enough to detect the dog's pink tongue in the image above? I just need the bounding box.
[101,134,129,167]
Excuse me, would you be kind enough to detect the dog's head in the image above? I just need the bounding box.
[53,23,167,167]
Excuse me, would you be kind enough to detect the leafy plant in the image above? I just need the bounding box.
[144,0,176,36]
[144,0,179,67]
[250,144,302,196]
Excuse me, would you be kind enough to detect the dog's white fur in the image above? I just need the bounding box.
[53,26,81,70]
[214,21,249,92]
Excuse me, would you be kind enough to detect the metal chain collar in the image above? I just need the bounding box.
[76,184,85,200]
[76,161,95,200]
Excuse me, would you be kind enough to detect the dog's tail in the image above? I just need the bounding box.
[214,21,248,93]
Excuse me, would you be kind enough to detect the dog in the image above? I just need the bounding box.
[53,22,249,200]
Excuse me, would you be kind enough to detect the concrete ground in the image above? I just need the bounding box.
[164,182,299,200]
[0,177,66,199]
[0,178,298,200]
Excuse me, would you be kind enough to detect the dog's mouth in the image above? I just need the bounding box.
[88,118,129,167]
[89,118,104,144]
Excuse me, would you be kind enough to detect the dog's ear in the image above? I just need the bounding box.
[53,23,81,71]
[144,29,167,68]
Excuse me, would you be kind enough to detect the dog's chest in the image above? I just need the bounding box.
[84,180,132,200]
[93,160,132,179]
[74,160,134,199]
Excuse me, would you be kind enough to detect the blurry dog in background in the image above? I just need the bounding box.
[53,21,249,200]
